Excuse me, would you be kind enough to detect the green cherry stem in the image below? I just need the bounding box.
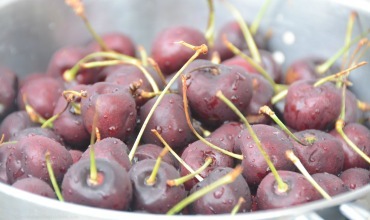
[167,157,213,187]
[151,129,203,182]
[259,105,306,145]
[166,165,243,215]
[128,42,208,162]
[231,197,246,215]
[205,0,215,48]
[45,151,64,202]
[250,0,271,36]
[223,0,261,64]
[216,90,288,192]
[146,145,169,186]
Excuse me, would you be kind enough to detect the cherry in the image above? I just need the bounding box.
[81,82,137,141]
[129,159,187,213]
[18,72,45,90]
[151,26,208,75]
[312,172,348,197]
[52,86,90,150]
[46,46,97,85]
[180,138,234,190]
[139,93,196,151]
[208,121,245,153]
[188,167,252,214]
[222,49,282,83]
[61,158,132,210]
[133,143,178,168]
[182,60,253,128]
[6,135,73,185]
[284,57,339,85]
[256,170,320,210]
[12,177,56,199]
[9,127,64,146]
[0,67,18,119]
[244,74,274,124]
[0,142,17,184]
[283,80,342,131]
[330,122,370,170]
[0,110,37,141]
[17,76,65,120]
[80,137,131,171]
[236,124,295,188]
[87,32,136,57]
[340,167,370,190]
[290,129,344,175]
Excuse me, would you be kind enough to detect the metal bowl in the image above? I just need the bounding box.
[0,0,369,219]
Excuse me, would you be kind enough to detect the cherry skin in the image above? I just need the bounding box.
[0,142,17,184]
[180,138,234,190]
[6,135,73,185]
[139,93,196,151]
[87,32,136,57]
[12,177,56,199]
[133,143,178,168]
[182,59,253,128]
[62,158,132,210]
[340,167,370,191]
[9,127,64,146]
[129,159,187,213]
[81,82,137,142]
[17,76,65,119]
[291,129,344,175]
[0,67,18,119]
[256,170,320,210]
[189,167,252,214]
[330,123,370,170]
[236,124,296,188]
[0,110,37,141]
[80,137,131,171]
[283,80,341,131]
[312,172,348,197]
[151,26,208,75]
[69,149,83,164]
[208,121,245,153]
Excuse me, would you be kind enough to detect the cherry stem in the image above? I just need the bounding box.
[0,140,17,147]
[315,32,368,74]
[205,0,215,48]
[341,12,357,70]
[70,103,81,115]
[339,79,348,121]
[286,150,332,200]
[336,119,370,165]
[250,0,271,36]
[216,90,288,192]
[138,45,148,66]
[151,129,203,182]
[271,89,288,105]
[314,61,367,87]
[81,59,160,93]
[231,197,246,215]
[345,39,369,70]
[88,113,98,185]
[22,94,47,125]
[181,75,243,160]
[166,165,243,215]
[63,51,139,82]
[0,134,4,144]
[146,146,169,186]
[45,151,64,202]
[223,0,261,64]
[222,35,287,93]
[147,57,168,88]
[138,90,169,99]
[40,101,70,129]
[65,0,110,51]
[128,42,208,161]
[259,105,306,145]
[167,157,213,187]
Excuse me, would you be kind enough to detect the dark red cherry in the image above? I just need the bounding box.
[0,110,37,141]
[87,32,136,57]
[12,177,56,199]
[340,168,370,190]
[312,172,348,197]
[133,144,178,168]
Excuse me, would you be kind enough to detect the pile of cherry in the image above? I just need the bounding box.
[0,1,370,216]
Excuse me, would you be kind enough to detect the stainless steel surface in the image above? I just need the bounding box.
[0,0,370,219]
